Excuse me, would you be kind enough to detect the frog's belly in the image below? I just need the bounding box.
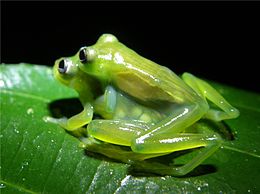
[113,103,166,125]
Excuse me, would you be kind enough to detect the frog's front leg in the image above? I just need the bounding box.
[45,103,93,131]
[182,73,239,121]
[94,85,117,119]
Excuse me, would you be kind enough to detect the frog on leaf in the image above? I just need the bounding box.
[48,34,239,176]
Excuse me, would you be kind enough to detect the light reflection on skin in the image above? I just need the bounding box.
[162,108,189,128]
[136,108,189,144]
[98,53,112,60]
[119,127,142,136]
[113,52,159,82]
[159,137,188,144]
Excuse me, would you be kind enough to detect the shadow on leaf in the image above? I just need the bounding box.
[84,147,217,178]
[48,98,83,118]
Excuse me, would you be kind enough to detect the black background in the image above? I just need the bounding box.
[2,1,260,93]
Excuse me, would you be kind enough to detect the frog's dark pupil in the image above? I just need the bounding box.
[79,49,87,63]
[58,60,67,74]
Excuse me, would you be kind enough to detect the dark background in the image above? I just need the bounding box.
[2,2,260,93]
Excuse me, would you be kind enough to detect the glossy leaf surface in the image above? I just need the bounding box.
[0,64,259,193]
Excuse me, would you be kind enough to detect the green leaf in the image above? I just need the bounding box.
[1,63,260,193]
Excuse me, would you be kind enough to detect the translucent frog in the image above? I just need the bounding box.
[50,34,239,176]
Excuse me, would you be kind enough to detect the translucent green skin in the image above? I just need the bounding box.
[52,34,239,176]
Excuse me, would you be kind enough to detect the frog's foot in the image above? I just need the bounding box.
[44,103,93,131]
[43,116,66,126]
[43,116,86,137]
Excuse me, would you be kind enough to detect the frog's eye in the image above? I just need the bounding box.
[58,59,67,74]
[79,47,87,64]
[78,47,96,64]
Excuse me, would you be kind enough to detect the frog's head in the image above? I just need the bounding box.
[77,34,122,83]
[53,56,100,100]
[53,56,81,87]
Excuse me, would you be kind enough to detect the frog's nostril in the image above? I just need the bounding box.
[58,59,67,74]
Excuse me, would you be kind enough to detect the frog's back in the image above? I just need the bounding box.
[98,41,200,104]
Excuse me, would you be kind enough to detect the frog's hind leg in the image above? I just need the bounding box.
[44,103,93,131]
[87,119,150,146]
[87,119,222,176]
[182,73,239,121]
[171,137,221,176]
[132,131,222,176]
[80,136,168,162]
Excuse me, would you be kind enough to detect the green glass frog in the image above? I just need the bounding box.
[50,34,239,176]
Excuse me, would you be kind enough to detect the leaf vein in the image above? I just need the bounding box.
[85,161,105,194]
[235,104,260,113]
[42,133,66,193]
[0,180,38,194]
[223,145,260,158]
[4,129,26,180]
[63,155,84,192]
[1,89,50,103]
